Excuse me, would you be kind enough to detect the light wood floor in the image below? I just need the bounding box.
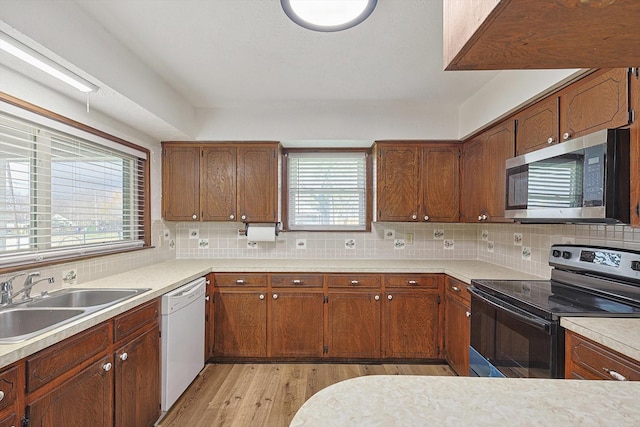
[156,363,455,427]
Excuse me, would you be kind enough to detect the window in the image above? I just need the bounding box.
[0,99,149,268]
[283,149,371,231]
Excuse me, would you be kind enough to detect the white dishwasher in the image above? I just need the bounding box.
[161,277,206,412]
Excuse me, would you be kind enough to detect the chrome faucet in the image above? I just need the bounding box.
[12,272,55,303]
[0,272,26,306]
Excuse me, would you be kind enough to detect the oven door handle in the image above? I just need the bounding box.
[468,287,552,334]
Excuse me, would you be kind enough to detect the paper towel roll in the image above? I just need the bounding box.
[247,224,276,242]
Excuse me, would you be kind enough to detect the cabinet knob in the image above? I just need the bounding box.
[387,294,393,300]
[374,295,380,301]
[452,286,460,292]
[562,132,571,140]
[273,293,278,300]
[603,368,628,381]
[236,279,245,285]
[192,214,197,220]
[229,214,235,220]
[241,215,247,220]
[205,295,210,301]
[119,352,128,361]
[350,280,359,286]
[411,214,417,220]
[259,294,265,300]
[0,390,4,401]
[408,280,418,285]
[478,214,487,221]
[547,137,555,144]
[103,362,112,372]
[466,311,471,317]
[292,279,302,285]
[424,215,429,221]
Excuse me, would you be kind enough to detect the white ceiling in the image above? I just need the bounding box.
[0,0,510,142]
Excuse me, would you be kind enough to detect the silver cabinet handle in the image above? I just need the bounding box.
[192,214,197,220]
[292,279,302,285]
[387,295,393,300]
[451,286,460,292]
[273,293,278,300]
[563,132,571,140]
[424,215,429,221]
[466,311,471,317]
[103,362,112,372]
[547,137,555,144]
[236,279,245,285]
[229,214,235,220]
[603,368,628,381]
[411,214,417,220]
[120,352,128,361]
[241,215,247,220]
[374,295,380,301]
[0,390,4,401]
[408,280,418,285]
[350,280,359,285]
[259,294,265,300]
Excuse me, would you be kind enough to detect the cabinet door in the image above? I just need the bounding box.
[214,290,267,357]
[237,145,278,222]
[560,68,629,141]
[27,356,114,427]
[376,145,419,221]
[115,326,160,427]
[162,145,200,221]
[484,122,515,220]
[269,291,324,357]
[444,292,470,376]
[421,146,460,222]
[201,146,237,221]
[327,292,381,358]
[515,96,560,156]
[461,138,485,222]
[0,414,16,427]
[384,291,441,359]
[565,331,640,381]
[205,274,215,361]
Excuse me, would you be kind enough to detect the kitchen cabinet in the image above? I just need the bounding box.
[205,273,215,361]
[444,277,471,376]
[383,275,443,359]
[559,68,630,142]
[514,96,559,156]
[269,274,324,358]
[630,68,640,227]
[0,364,21,427]
[565,330,640,381]
[326,274,382,358]
[375,143,460,222]
[213,274,268,357]
[461,122,514,222]
[162,142,279,222]
[443,0,640,70]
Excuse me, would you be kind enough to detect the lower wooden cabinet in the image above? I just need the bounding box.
[213,290,267,357]
[270,291,324,358]
[565,330,640,381]
[327,291,381,358]
[205,274,215,360]
[444,277,471,376]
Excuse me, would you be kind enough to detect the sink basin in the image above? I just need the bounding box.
[0,308,86,343]
[25,288,150,308]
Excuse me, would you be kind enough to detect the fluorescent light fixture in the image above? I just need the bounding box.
[0,31,98,93]
[281,0,377,32]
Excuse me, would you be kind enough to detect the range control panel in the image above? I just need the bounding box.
[550,245,640,280]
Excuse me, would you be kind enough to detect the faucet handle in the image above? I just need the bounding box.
[1,272,26,287]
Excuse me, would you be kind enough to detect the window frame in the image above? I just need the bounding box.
[282,147,372,232]
[0,92,150,273]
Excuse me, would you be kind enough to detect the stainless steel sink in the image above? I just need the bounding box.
[0,308,86,343]
[24,288,150,308]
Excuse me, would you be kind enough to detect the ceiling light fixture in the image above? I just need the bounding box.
[281,0,377,32]
[0,31,98,93]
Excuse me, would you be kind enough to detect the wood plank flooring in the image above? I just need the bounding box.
[156,363,455,427]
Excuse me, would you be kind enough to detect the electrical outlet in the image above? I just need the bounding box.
[406,233,414,244]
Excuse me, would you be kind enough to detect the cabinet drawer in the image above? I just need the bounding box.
[445,278,470,304]
[384,274,439,289]
[327,274,381,288]
[271,274,323,288]
[568,332,640,381]
[26,323,112,393]
[215,274,267,287]
[114,299,159,342]
[0,366,18,412]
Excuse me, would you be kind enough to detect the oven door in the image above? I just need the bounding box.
[469,287,561,378]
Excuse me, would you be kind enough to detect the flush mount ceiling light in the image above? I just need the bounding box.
[281,0,377,32]
[0,31,98,93]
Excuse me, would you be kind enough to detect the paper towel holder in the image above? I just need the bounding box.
[244,222,280,237]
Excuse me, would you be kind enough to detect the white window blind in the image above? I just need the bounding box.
[528,159,583,208]
[286,151,368,231]
[0,109,146,267]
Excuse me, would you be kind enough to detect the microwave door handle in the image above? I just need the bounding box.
[469,287,552,334]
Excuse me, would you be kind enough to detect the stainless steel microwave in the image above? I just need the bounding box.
[505,128,630,223]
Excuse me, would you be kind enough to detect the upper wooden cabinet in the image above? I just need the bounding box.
[375,143,460,222]
[461,122,514,222]
[514,96,559,156]
[443,0,640,70]
[559,68,630,142]
[162,142,279,222]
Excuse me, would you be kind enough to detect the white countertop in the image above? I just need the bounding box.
[289,375,640,427]
[0,258,543,368]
